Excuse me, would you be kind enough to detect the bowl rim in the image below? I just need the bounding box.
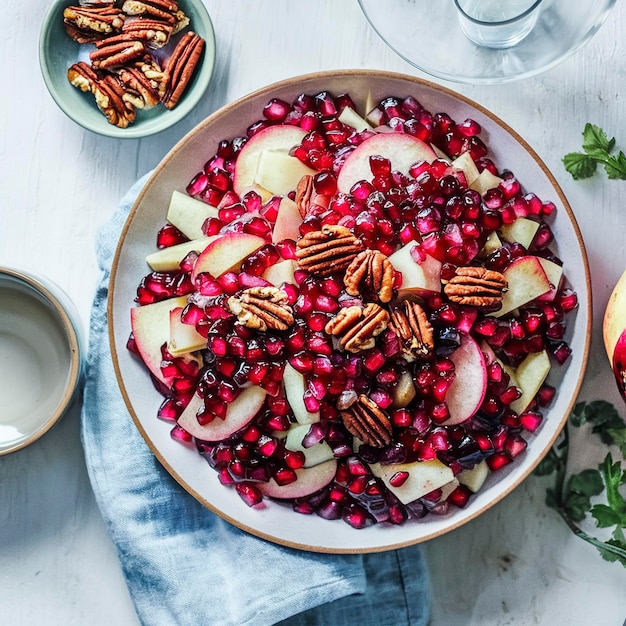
[38,0,217,139]
[108,69,592,552]
[0,266,83,455]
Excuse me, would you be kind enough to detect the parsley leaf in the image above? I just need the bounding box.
[563,124,626,180]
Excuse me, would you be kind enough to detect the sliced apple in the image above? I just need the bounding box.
[130,296,190,385]
[146,237,214,272]
[283,362,320,424]
[391,370,417,408]
[493,255,552,318]
[336,132,437,194]
[470,168,503,195]
[479,231,502,257]
[603,269,626,401]
[166,190,219,240]
[499,217,540,249]
[168,307,206,357]
[510,350,551,415]
[284,423,334,468]
[271,196,302,244]
[233,125,309,197]
[177,385,267,441]
[369,459,455,504]
[191,232,265,280]
[443,334,488,425]
[262,259,297,287]
[536,258,563,302]
[254,150,316,197]
[337,106,373,132]
[259,459,337,500]
[457,460,490,493]
[451,151,479,187]
[388,240,442,298]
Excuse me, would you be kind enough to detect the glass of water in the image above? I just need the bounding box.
[454,0,544,49]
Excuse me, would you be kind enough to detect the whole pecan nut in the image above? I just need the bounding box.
[443,266,508,308]
[389,300,434,361]
[64,5,126,42]
[340,395,393,448]
[90,38,146,70]
[325,302,389,353]
[344,249,395,303]
[295,225,364,277]
[227,286,295,332]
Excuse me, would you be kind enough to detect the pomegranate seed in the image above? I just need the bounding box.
[447,484,472,507]
[487,452,512,471]
[389,471,410,488]
[520,410,543,432]
[235,483,263,507]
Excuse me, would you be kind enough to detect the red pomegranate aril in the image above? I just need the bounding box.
[504,434,527,458]
[389,471,410,488]
[187,172,209,196]
[499,386,522,406]
[536,383,556,406]
[263,98,291,121]
[550,341,572,365]
[218,467,235,485]
[235,483,263,507]
[487,452,512,471]
[558,289,578,312]
[519,410,543,432]
[430,402,450,424]
[531,223,553,250]
[447,484,472,508]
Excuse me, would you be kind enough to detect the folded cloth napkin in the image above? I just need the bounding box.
[81,174,431,626]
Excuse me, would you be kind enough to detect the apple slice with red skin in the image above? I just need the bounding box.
[336,132,437,194]
[442,334,488,425]
[233,125,310,197]
[388,240,442,298]
[603,269,626,401]
[191,232,265,280]
[177,385,267,441]
[130,295,192,386]
[258,459,338,500]
[271,197,302,244]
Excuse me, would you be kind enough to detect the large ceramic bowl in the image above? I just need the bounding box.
[109,70,591,553]
[39,0,216,139]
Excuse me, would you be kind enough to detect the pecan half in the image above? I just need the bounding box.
[116,62,162,108]
[389,300,434,361]
[325,303,389,353]
[227,286,295,332]
[90,38,146,70]
[121,0,179,24]
[344,249,395,303]
[161,31,205,110]
[443,266,508,308]
[121,17,174,47]
[340,395,392,448]
[64,5,125,42]
[296,225,364,277]
[295,175,329,218]
[68,62,136,128]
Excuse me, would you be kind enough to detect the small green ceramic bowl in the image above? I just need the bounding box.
[39,0,216,139]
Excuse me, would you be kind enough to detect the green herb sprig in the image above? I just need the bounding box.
[562,124,626,180]
[535,400,626,566]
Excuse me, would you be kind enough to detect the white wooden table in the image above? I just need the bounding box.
[2,1,626,624]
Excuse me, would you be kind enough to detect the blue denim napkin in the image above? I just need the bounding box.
[81,174,431,626]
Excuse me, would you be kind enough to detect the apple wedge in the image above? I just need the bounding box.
[451,151,479,187]
[271,197,302,244]
[510,350,551,415]
[177,385,267,441]
[337,106,373,132]
[388,240,442,298]
[259,459,337,500]
[369,459,455,504]
[499,217,540,249]
[168,307,206,357]
[457,460,490,493]
[146,237,214,272]
[233,125,309,197]
[336,132,437,194]
[443,334,488,425]
[262,259,297,287]
[130,296,191,386]
[166,191,219,240]
[603,268,626,400]
[254,149,316,197]
[470,168,503,195]
[284,423,335,468]
[479,231,502,258]
[391,370,417,408]
[536,258,563,302]
[191,232,265,280]
[493,255,552,318]
[283,362,320,424]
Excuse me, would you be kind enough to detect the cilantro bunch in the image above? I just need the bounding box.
[535,400,626,566]
[563,124,626,180]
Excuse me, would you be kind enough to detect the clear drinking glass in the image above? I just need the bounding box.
[454,0,544,49]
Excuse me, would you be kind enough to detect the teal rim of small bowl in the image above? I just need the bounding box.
[38,0,216,139]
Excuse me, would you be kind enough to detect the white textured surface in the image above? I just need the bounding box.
[1,1,626,624]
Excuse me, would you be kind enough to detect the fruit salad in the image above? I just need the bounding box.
[127,90,578,529]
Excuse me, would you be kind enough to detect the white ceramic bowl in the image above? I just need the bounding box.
[0,268,83,455]
[109,70,591,553]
